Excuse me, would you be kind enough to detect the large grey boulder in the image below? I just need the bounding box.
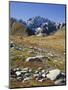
[26,55,45,62]
[46,69,61,80]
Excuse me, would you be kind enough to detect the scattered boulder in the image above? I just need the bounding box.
[10,41,23,51]
[46,69,61,80]
[54,78,66,85]
[10,41,15,49]
[16,76,23,82]
[10,69,16,78]
[38,78,45,82]
[15,46,23,51]
[42,73,46,78]
[26,55,46,62]
[23,77,32,82]
[22,67,29,71]
[33,73,39,78]
[10,68,66,85]
[36,74,43,80]
[15,71,21,77]
[26,56,42,62]
[56,72,65,80]
[10,68,21,77]
[41,69,45,73]
[37,67,42,71]
[54,72,66,85]
[34,68,46,81]
[20,68,30,74]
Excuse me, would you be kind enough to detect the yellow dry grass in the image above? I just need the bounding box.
[10,27,65,53]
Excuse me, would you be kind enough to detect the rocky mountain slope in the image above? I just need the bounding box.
[10,16,65,36]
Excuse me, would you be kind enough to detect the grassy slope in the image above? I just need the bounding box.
[10,27,66,88]
[10,26,65,53]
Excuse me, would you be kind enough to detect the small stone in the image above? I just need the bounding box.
[41,69,45,73]
[33,73,39,78]
[16,68,21,71]
[38,79,44,82]
[35,70,39,74]
[15,71,21,76]
[23,77,32,82]
[22,68,29,71]
[16,76,23,81]
[38,67,42,70]
[42,73,46,78]
[47,52,54,57]
[28,69,32,73]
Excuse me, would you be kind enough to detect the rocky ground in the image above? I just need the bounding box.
[9,43,66,88]
[9,27,66,88]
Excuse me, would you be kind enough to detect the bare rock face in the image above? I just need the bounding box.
[46,69,61,80]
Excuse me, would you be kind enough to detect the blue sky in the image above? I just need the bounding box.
[10,1,66,23]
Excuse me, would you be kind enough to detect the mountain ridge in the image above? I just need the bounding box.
[10,16,65,36]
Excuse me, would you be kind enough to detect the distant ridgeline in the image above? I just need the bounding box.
[10,16,66,36]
